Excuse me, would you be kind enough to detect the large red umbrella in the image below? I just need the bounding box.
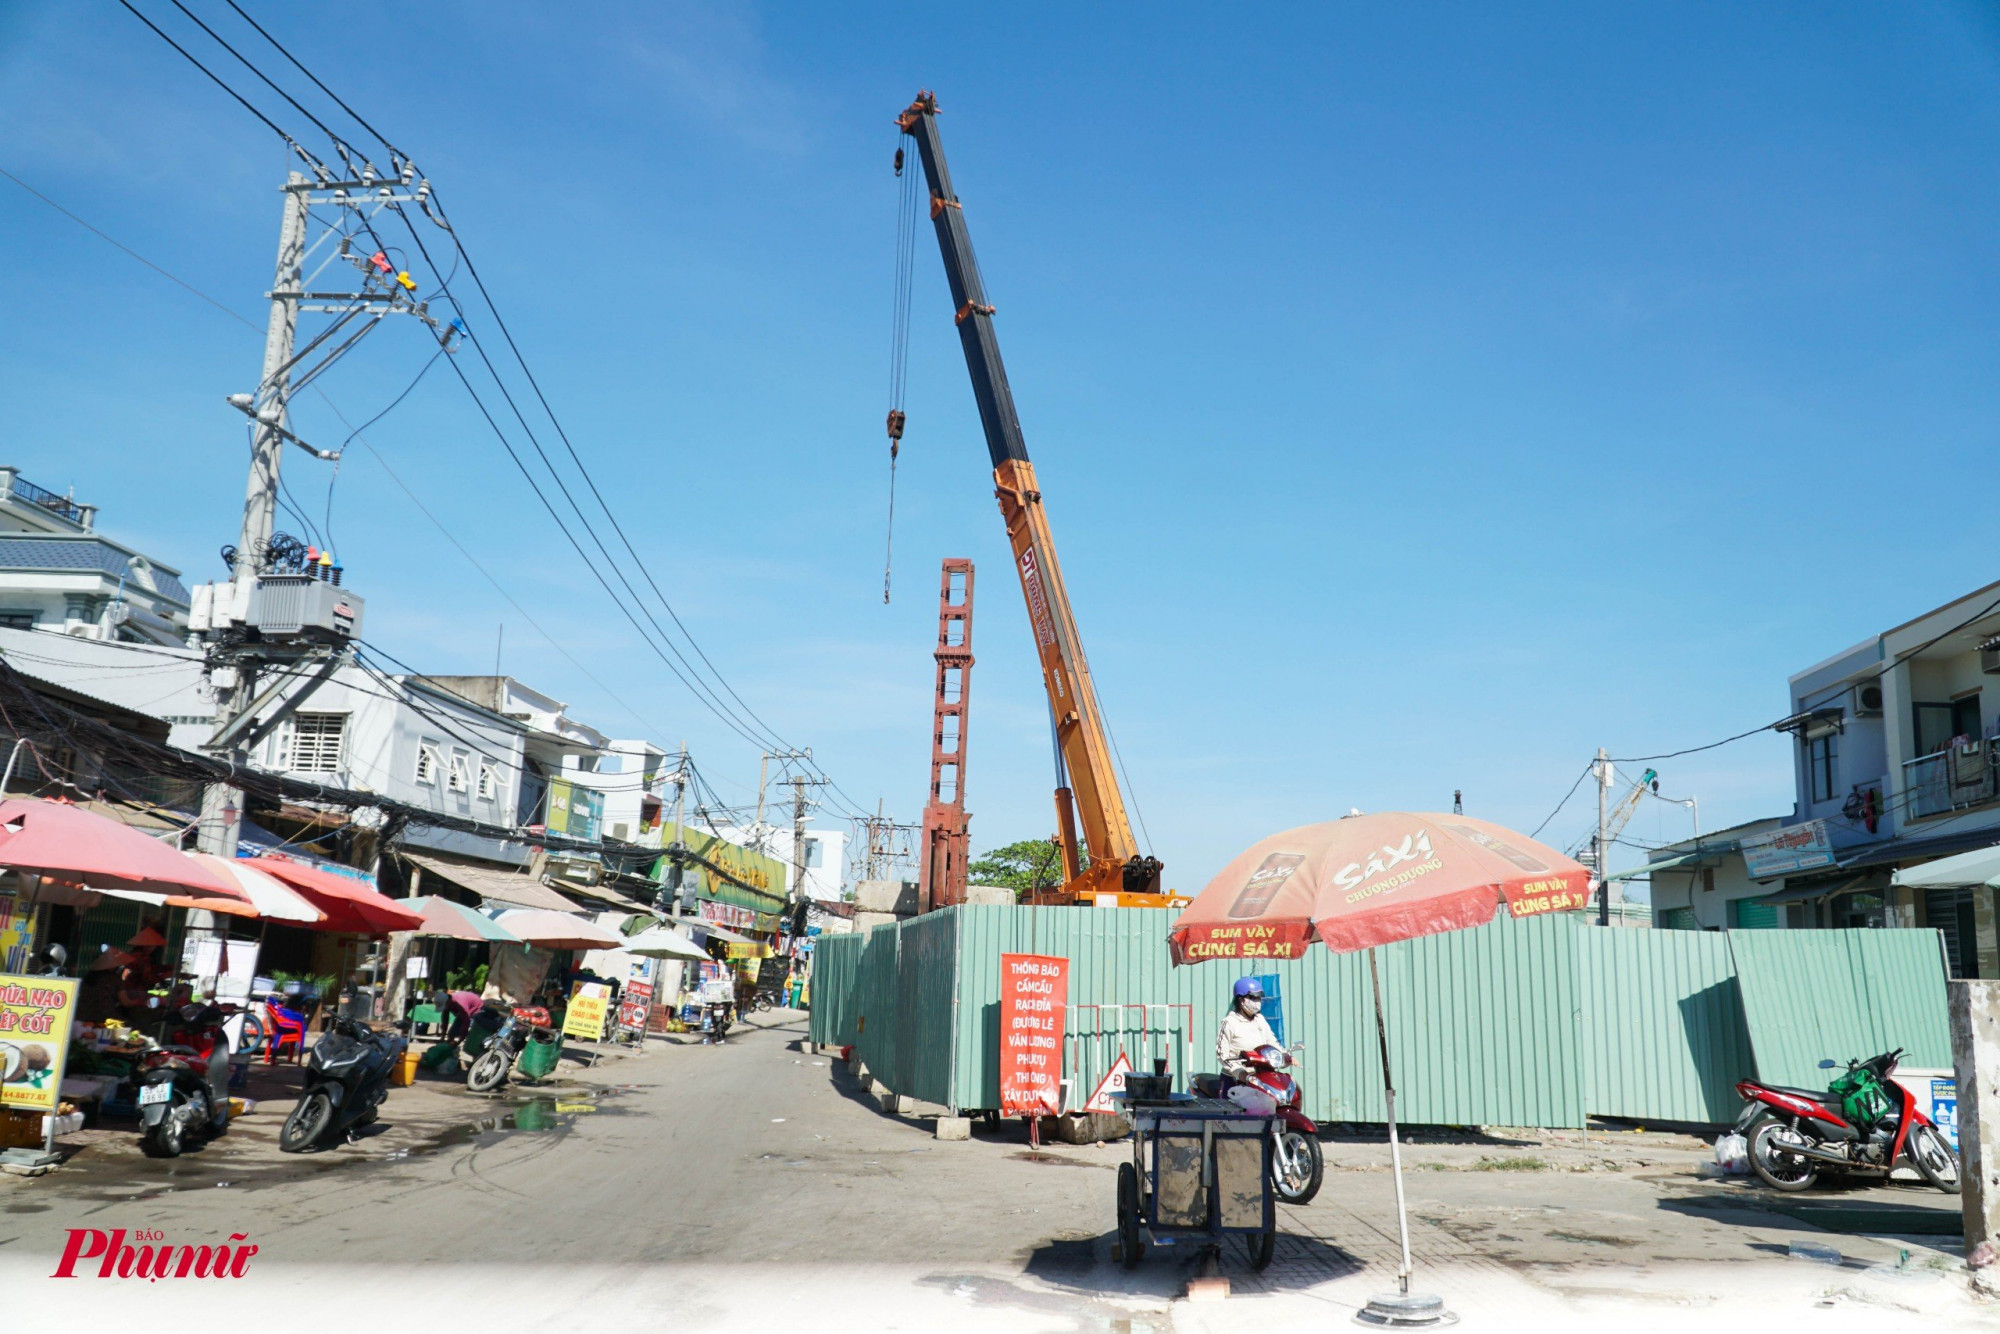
[245,855,423,935]
[1168,812,1588,962]
[1170,812,1590,1326]
[0,798,248,902]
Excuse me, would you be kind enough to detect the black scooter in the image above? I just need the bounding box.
[135,1003,233,1159]
[279,1015,408,1152]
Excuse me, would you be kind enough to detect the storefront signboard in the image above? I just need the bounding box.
[1741,820,1835,878]
[563,981,611,1042]
[0,973,79,1114]
[999,952,1068,1117]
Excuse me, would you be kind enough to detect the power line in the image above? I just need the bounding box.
[109,10,880,820]
[1530,763,1593,840]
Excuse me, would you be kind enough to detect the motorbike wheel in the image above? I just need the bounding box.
[139,1097,186,1159]
[1272,1128,1324,1204]
[1748,1117,1819,1192]
[235,1013,267,1058]
[1243,1225,1275,1271]
[280,1090,334,1154]
[1116,1161,1146,1269]
[1907,1124,1960,1194]
[466,1048,512,1094]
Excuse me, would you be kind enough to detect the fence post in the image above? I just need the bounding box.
[1950,979,1999,1278]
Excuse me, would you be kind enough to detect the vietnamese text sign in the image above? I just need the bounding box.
[1741,820,1835,878]
[563,982,610,1042]
[617,980,654,1033]
[0,974,79,1113]
[999,952,1068,1117]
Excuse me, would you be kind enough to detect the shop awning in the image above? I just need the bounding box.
[403,851,584,913]
[1604,852,1706,881]
[1890,841,2000,889]
[1749,873,1875,906]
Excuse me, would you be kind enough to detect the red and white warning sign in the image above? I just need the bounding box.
[1082,1052,1133,1113]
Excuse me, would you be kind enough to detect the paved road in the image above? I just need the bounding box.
[6,1014,1989,1331]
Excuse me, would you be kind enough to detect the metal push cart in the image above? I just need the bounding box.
[1113,1092,1278,1271]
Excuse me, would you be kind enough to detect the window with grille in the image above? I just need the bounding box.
[285,713,346,774]
[448,752,470,793]
[477,762,499,800]
[415,743,440,786]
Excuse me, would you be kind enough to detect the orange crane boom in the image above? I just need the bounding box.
[897,90,1172,907]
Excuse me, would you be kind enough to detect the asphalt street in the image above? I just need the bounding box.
[4,1013,1991,1332]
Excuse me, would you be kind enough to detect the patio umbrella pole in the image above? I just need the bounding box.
[1360,948,1454,1327]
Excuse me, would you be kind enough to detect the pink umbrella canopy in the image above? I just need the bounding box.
[0,798,248,903]
[1169,813,1590,962]
[488,909,622,951]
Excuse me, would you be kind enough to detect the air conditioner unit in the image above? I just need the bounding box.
[247,574,364,643]
[1851,682,1884,716]
[1982,638,2000,675]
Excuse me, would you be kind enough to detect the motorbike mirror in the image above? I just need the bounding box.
[1817,1059,1837,1069]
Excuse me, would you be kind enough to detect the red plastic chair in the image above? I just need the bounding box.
[263,999,306,1065]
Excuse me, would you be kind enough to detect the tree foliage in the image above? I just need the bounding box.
[966,836,1084,895]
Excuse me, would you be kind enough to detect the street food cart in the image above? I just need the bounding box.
[1113,1087,1278,1271]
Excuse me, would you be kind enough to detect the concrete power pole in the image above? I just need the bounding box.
[191,162,442,859]
[1595,747,1611,927]
[784,773,826,925]
[196,172,309,858]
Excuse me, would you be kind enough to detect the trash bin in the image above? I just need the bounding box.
[418,1040,459,1072]
[516,1030,562,1082]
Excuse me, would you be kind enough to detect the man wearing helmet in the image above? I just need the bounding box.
[1216,977,1279,1113]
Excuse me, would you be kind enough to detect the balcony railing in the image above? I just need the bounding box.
[1903,742,1997,820]
[2,472,90,527]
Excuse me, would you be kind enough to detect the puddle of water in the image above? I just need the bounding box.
[1009,1152,1102,1168]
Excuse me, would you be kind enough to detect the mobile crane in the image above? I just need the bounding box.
[896,91,1173,907]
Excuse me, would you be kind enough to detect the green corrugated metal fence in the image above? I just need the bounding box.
[1728,929,1954,1088]
[809,906,1952,1128]
[1577,927,1752,1123]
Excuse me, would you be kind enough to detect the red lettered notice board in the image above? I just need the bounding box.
[999,952,1069,1116]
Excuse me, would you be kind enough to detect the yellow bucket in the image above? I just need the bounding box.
[391,1047,420,1087]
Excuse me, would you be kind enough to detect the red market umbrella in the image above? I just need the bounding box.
[1168,813,1589,962]
[245,855,423,935]
[1169,812,1590,1326]
[0,798,248,902]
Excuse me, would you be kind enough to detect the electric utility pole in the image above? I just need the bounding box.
[1595,747,1611,927]
[193,163,448,857]
[785,773,826,908]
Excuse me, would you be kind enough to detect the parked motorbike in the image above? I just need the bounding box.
[1734,1047,1959,1193]
[279,1015,408,1152]
[465,1004,551,1093]
[135,1002,234,1159]
[1193,1043,1324,1204]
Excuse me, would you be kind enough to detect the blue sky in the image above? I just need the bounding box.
[1,3,1997,888]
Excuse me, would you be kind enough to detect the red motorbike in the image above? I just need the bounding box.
[1196,1043,1324,1204]
[1734,1047,1959,1193]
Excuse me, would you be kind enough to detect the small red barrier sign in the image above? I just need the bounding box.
[999,952,1068,1117]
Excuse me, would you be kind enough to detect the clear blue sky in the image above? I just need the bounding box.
[1,3,1996,888]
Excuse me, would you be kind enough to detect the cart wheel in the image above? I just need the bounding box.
[1243,1224,1275,1272]
[1117,1161,1146,1268]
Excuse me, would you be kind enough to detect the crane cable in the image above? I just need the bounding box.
[884,137,920,603]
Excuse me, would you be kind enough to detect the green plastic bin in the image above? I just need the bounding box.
[516,1030,562,1081]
